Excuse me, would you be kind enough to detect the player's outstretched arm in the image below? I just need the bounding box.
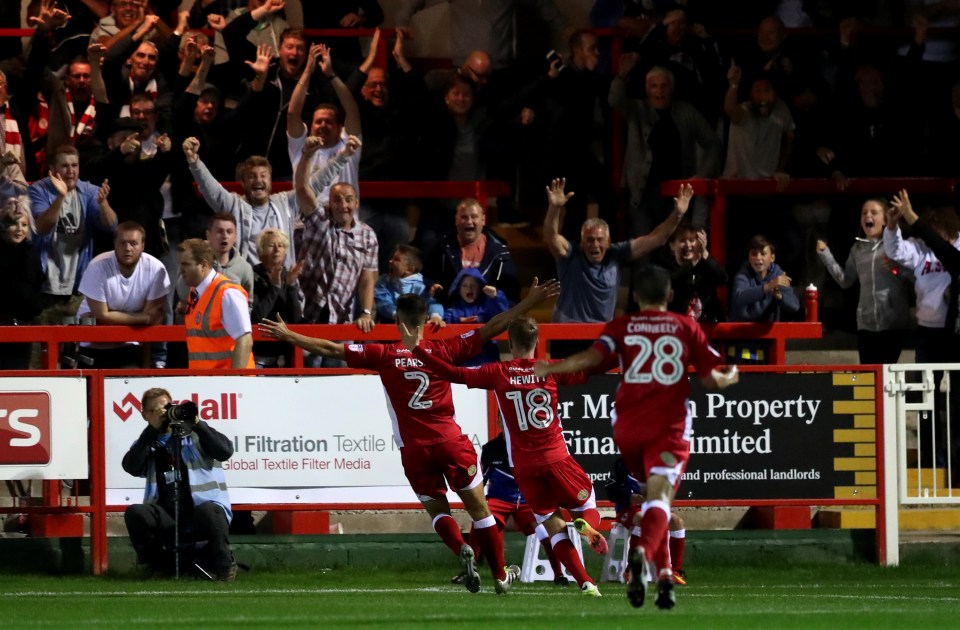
[534,347,604,377]
[478,277,560,343]
[412,345,467,385]
[258,314,345,359]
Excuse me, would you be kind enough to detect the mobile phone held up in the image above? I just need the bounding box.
[546,49,565,71]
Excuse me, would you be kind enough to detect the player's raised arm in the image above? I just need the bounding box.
[259,314,345,360]
[534,346,604,377]
[477,277,560,343]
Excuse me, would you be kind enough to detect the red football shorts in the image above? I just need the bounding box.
[485,497,538,535]
[615,428,690,492]
[400,434,481,500]
[513,455,596,518]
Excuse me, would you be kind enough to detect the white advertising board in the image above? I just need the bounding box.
[0,377,89,479]
[103,375,489,504]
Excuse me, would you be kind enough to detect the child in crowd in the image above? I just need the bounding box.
[816,198,912,364]
[374,245,444,325]
[443,268,509,366]
[728,234,799,363]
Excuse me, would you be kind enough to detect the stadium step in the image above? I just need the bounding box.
[816,467,960,530]
[817,506,960,530]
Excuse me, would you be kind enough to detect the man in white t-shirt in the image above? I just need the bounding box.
[76,221,171,368]
[287,43,361,208]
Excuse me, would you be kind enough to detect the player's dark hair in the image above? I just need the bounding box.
[632,265,671,304]
[396,293,428,328]
[508,317,539,354]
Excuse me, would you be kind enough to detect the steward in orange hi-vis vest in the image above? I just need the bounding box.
[186,274,256,369]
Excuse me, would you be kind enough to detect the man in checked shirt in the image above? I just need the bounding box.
[295,136,378,367]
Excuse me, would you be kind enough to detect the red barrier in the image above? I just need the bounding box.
[0,321,821,369]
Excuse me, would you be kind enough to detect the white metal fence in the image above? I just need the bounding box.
[882,364,960,565]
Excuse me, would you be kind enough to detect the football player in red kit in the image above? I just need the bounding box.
[536,266,737,609]
[260,279,558,594]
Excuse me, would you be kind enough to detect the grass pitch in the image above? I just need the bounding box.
[0,561,958,629]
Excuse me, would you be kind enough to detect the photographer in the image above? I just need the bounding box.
[122,387,238,580]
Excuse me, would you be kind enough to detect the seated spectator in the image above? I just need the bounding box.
[0,198,43,370]
[75,220,170,368]
[816,198,912,364]
[29,144,118,311]
[657,223,727,323]
[728,234,800,364]
[443,268,509,367]
[250,227,303,368]
[374,244,444,325]
[426,198,520,308]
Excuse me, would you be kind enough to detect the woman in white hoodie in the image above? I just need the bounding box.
[816,198,912,364]
[883,197,960,366]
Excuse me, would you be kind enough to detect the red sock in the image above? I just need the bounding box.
[551,533,592,587]
[541,539,564,577]
[432,514,466,556]
[639,500,670,575]
[670,529,686,572]
[472,518,506,580]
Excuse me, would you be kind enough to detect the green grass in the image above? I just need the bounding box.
[0,562,958,629]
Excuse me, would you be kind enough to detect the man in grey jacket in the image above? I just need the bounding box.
[182,136,352,268]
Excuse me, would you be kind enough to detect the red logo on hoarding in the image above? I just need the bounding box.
[0,392,52,465]
[111,392,240,421]
[113,393,142,421]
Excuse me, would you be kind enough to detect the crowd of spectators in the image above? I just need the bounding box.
[1,0,960,369]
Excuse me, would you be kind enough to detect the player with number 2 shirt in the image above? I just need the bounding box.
[260,278,559,595]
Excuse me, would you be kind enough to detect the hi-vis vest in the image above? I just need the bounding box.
[186,274,255,370]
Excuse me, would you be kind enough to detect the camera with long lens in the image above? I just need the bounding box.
[163,400,199,430]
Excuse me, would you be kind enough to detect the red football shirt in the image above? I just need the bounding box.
[343,331,484,447]
[414,349,587,468]
[592,310,721,440]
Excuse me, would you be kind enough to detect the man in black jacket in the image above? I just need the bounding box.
[428,198,520,308]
